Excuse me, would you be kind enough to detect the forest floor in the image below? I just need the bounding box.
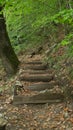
[0,50,73,130]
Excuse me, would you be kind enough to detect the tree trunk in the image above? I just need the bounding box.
[0,7,20,76]
[66,0,72,9]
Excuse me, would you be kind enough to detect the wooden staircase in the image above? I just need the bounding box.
[13,56,65,105]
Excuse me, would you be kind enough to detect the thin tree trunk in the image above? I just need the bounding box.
[66,0,72,9]
[58,0,62,11]
[0,6,20,76]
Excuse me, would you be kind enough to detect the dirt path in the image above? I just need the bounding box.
[0,54,73,130]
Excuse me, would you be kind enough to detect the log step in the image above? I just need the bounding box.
[28,82,56,91]
[13,99,62,105]
[20,74,53,82]
[24,61,43,65]
[24,64,48,70]
[13,91,65,105]
[22,70,53,75]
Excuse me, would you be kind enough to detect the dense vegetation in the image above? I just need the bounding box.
[4,0,57,52]
[4,0,72,52]
[0,0,73,70]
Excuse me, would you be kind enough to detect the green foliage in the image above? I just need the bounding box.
[3,0,58,52]
[61,33,73,45]
[50,8,73,51]
[0,0,73,55]
[51,9,73,25]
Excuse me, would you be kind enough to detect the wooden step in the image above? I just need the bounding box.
[13,91,65,105]
[24,61,43,65]
[24,64,48,70]
[20,74,53,82]
[22,69,54,75]
[28,82,56,91]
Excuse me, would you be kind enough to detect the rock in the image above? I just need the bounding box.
[30,51,35,58]
[0,117,7,130]
[63,111,69,118]
[14,81,24,96]
[15,81,22,86]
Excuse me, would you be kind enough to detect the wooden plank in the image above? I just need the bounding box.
[13,99,62,105]
[24,61,43,65]
[22,70,50,74]
[28,82,56,91]
[20,74,53,82]
[24,64,48,70]
[13,91,64,105]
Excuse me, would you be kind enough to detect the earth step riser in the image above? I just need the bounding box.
[13,91,65,105]
[28,82,57,91]
[20,75,53,82]
[24,64,48,70]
